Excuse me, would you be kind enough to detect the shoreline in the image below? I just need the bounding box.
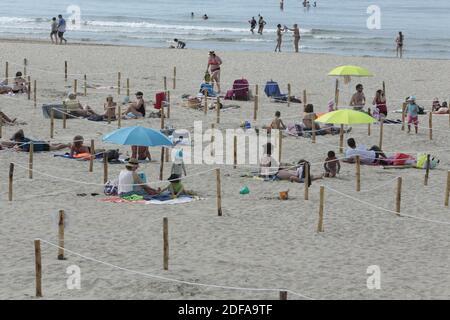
[1,37,449,62]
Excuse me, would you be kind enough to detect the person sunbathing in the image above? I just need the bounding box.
[122,91,146,118]
[432,101,449,114]
[118,158,159,196]
[12,72,28,93]
[70,135,91,157]
[159,174,197,198]
[343,138,387,165]
[6,129,70,152]
[64,93,98,118]
[0,82,12,94]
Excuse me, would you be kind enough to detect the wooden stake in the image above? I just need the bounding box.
[211,123,215,157]
[355,155,360,192]
[163,217,169,270]
[379,119,383,150]
[159,148,164,181]
[280,291,287,300]
[173,66,176,89]
[395,177,402,216]
[167,90,171,118]
[429,112,433,140]
[339,124,344,153]
[0,119,2,139]
[34,239,42,297]
[382,81,386,97]
[253,84,258,121]
[401,102,406,131]
[84,74,87,96]
[204,90,208,115]
[62,108,67,129]
[64,61,67,82]
[164,76,167,91]
[5,61,8,85]
[278,130,282,163]
[445,171,450,207]
[367,108,371,136]
[304,162,309,200]
[89,139,95,172]
[216,168,222,216]
[33,80,37,107]
[317,186,324,232]
[216,96,221,124]
[303,89,307,108]
[424,154,430,186]
[117,72,121,95]
[117,105,121,128]
[233,135,237,169]
[8,163,14,201]
[73,79,77,94]
[50,108,54,139]
[29,142,33,179]
[103,152,108,184]
[334,79,339,108]
[287,83,291,107]
[126,78,130,97]
[58,210,65,260]
[24,58,27,77]
[312,125,316,144]
[27,76,31,100]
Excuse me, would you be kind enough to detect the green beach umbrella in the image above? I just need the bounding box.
[316,109,376,125]
[328,65,373,77]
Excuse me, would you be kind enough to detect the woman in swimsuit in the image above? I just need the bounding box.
[207,51,222,93]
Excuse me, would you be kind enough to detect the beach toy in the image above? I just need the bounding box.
[244,121,251,129]
[239,186,250,195]
[279,190,289,200]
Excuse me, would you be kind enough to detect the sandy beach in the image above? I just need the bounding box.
[0,40,449,300]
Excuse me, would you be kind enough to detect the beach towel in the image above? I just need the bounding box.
[146,195,194,205]
[199,83,216,97]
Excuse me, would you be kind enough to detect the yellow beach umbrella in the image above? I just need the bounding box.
[328,65,373,77]
[316,109,376,125]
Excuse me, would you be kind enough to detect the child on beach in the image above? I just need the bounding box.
[406,96,419,134]
[160,174,196,198]
[264,111,286,132]
[171,149,187,177]
[323,151,340,177]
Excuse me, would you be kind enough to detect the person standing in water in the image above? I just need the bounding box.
[249,17,257,34]
[50,17,58,44]
[258,16,266,34]
[274,24,284,52]
[285,24,300,52]
[280,0,284,10]
[396,31,404,58]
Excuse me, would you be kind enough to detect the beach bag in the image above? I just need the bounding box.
[99,149,120,162]
[204,71,211,83]
[232,79,249,101]
[104,179,118,196]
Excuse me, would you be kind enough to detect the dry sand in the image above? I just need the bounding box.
[0,40,449,300]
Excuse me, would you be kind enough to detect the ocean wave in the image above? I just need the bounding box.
[0,16,36,24]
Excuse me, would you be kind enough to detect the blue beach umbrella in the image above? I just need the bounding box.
[102,126,173,147]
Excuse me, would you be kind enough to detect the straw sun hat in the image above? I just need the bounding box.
[126,158,139,168]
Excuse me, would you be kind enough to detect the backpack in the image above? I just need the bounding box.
[232,79,249,101]
[104,179,118,196]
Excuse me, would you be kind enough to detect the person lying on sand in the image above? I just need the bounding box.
[159,174,197,198]
[64,93,98,118]
[276,159,322,183]
[4,129,70,152]
[343,138,387,165]
[70,135,91,157]
[118,158,159,197]
[0,81,13,94]
[122,91,146,118]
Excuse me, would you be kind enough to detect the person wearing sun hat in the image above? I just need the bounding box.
[118,158,159,196]
[406,95,419,134]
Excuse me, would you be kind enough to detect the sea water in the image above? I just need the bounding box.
[0,0,449,59]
